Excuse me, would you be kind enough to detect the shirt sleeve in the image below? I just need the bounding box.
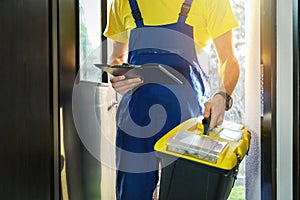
[206,0,238,39]
[103,0,129,43]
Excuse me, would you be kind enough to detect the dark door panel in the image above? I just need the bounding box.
[260,0,277,199]
[0,0,54,199]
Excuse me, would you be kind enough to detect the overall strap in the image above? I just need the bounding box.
[129,0,144,27]
[178,0,194,23]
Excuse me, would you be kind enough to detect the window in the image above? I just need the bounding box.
[79,0,102,83]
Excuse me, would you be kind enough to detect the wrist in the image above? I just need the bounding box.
[214,91,233,111]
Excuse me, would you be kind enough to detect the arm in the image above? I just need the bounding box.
[108,40,143,95]
[213,30,240,95]
[108,39,128,65]
[203,30,240,128]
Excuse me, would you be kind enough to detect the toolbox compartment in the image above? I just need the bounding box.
[154,118,251,200]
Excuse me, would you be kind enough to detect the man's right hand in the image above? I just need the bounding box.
[110,75,143,95]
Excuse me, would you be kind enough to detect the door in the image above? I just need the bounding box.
[0,0,55,199]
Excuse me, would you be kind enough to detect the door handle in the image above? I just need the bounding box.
[107,101,118,111]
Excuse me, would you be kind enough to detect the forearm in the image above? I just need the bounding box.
[213,30,240,96]
[218,55,240,95]
[203,56,239,126]
[108,39,128,65]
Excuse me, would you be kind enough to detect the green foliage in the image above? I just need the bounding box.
[228,185,246,200]
[79,3,92,63]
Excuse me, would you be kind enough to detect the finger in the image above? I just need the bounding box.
[209,113,218,129]
[113,78,143,94]
[208,103,219,129]
[115,82,141,94]
[216,112,225,126]
[110,75,126,83]
[111,77,141,89]
[216,118,224,126]
[112,77,143,88]
[203,101,212,118]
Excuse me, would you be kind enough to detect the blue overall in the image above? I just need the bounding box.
[115,0,210,199]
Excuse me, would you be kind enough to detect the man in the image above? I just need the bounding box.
[104,0,240,199]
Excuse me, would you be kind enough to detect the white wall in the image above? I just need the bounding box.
[276,0,293,199]
[245,0,261,199]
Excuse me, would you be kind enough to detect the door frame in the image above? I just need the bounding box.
[293,0,300,199]
[260,0,277,198]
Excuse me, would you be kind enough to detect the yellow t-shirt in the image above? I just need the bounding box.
[104,0,238,47]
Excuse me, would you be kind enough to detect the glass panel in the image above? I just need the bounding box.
[79,0,102,83]
[198,0,247,199]
[78,2,118,200]
[229,0,246,198]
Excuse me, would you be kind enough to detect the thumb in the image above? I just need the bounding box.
[203,101,211,118]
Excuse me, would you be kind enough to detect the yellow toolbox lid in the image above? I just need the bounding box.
[154,117,251,170]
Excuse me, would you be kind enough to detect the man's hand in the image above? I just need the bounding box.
[203,95,226,129]
[110,75,143,95]
[108,40,144,94]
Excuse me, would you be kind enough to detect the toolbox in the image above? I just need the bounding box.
[154,117,251,200]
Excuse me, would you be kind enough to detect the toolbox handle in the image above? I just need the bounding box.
[202,116,211,135]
